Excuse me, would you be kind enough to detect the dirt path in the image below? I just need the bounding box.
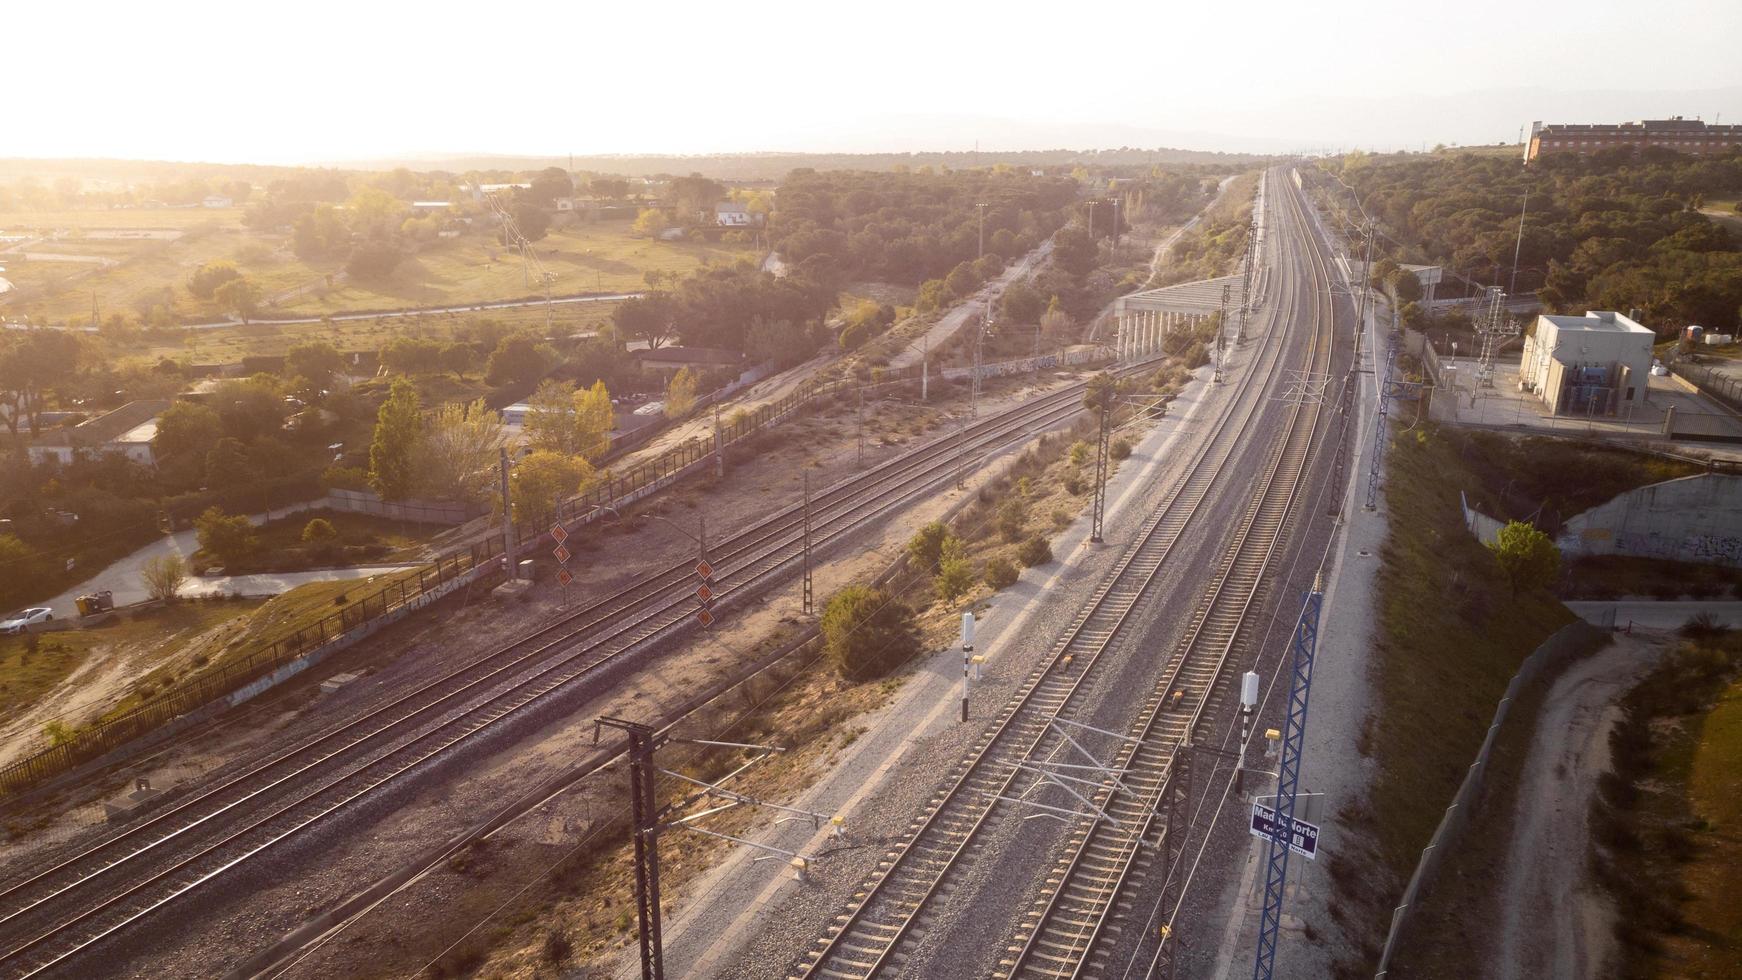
[1492,633,1668,980]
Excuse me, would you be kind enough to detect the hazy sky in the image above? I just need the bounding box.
[13,0,1742,163]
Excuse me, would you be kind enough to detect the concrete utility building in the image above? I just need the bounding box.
[1518,311,1654,416]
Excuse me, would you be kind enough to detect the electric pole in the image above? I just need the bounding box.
[977,202,987,259]
[801,472,814,616]
[595,717,667,980]
[1509,186,1530,299]
[498,447,516,577]
[713,401,724,478]
[1090,403,1109,543]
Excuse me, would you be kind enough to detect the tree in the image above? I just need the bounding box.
[1001,281,1045,324]
[665,368,698,419]
[1488,520,1561,597]
[212,276,259,319]
[369,378,422,501]
[0,534,44,609]
[440,342,473,380]
[213,375,285,442]
[821,585,919,681]
[140,554,189,602]
[484,334,553,387]
[301,518,337,543]
[417,399,504,503]
[934,537,975,601]
[1039,295,1072,340]
[525,380,580,454]
[187,260,243,300]
[1083,371,1118,413]
[528,167,575,206]
[286,340,344,396]
[631,208,669,238]
[0,329,82,442]
[346,239,405,279]
[203,437,252,490]
[195,507,257,567]
[152,401,224,462]
[292,205,348,259]
[613,293,680,349]
[510,450,593,532]
[512,203,551,243]
[572,380,614,462]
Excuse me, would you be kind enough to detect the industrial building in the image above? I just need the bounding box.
[1518,311,1655,415]
[1525,117,1742,161]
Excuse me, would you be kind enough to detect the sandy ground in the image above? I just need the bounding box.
[1490,633,1669,980]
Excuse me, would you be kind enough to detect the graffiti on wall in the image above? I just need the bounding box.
[1687,534,1742,565]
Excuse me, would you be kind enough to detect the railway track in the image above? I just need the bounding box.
[793,178,1307,980]
[0,361,1155,980]
[997,167,1336,980]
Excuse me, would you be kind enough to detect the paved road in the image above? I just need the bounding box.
[889,241,1054,370]
[38,504,420,617]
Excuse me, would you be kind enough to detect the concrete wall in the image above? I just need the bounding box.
[1558,473,1742,567]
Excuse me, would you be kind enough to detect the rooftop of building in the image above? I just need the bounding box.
[32,399,170,448]
[1536,116,1742,136]
[1537,310,1654,335]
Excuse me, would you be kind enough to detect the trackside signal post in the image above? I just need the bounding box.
[960,612,974,722]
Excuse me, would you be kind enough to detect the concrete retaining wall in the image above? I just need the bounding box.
[1557,473,1742,567]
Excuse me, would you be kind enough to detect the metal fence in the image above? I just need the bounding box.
[1372,620,1608,978]
[1671,358,1742,414]
[0,536,503,799]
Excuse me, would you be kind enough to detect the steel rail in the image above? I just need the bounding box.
[1001,168,1337,980]
[0,361,1160,979]
[795,204,1310,980]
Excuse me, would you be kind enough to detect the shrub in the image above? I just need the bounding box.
[907,521,951,571]
[194,506,258,566]
[821,585,920,681]
[984,556,1020,589]
[1018,535,1053,567]
[301,518,337,543]
[1111,438,1133,460]
[997,498,1027,542]
[542,929,572,965]
[1069,440,1092,468]
[1064,475,1085,495]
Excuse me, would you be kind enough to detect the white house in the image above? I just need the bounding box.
[202,195,233,209]
[715,201,755,227]
[28,400,169,466]
[1519,310,1655,415]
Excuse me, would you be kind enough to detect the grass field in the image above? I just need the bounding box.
[106,297,621,367]
[2,213,750,327]
[1675,670,1742,975]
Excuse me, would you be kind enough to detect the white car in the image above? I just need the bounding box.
[0,607,52,634]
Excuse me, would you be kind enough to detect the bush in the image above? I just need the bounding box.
[1018,535,1053,567]
[542,929,572,965]
[301,518,337,543]
[194,506,258,566]
[1069,440,1092,468]
[907,521,951,571]
[984,556,1020,589]
[321,465,371,492]
[1110,438,1132,460]
[996,498,1028,542]
[1064,475,1085,495]
[821,585,920,681]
